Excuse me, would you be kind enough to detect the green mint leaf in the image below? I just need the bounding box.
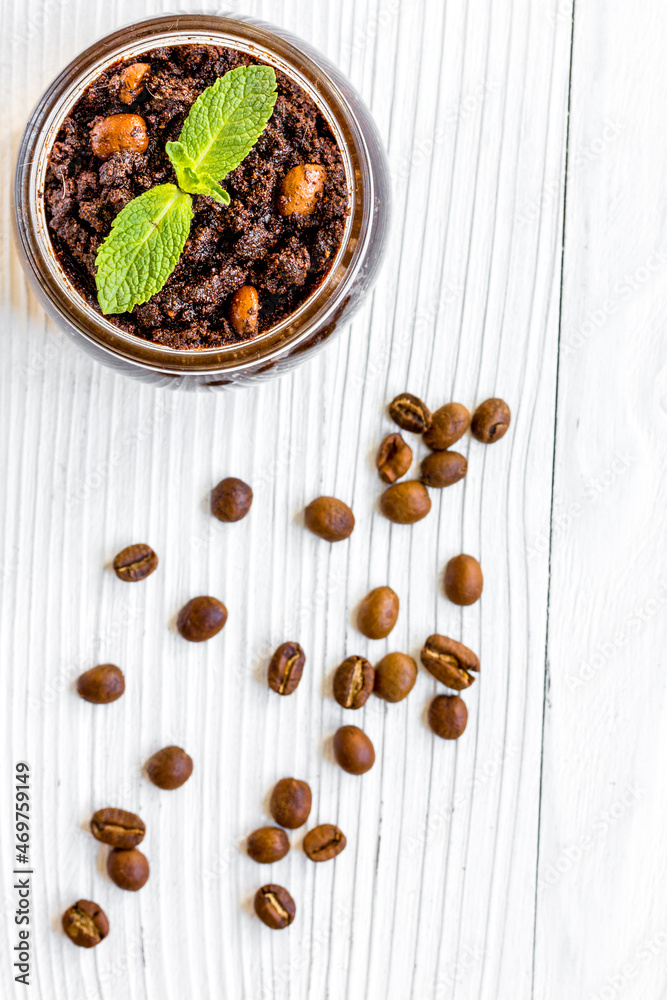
[165,141,230,204]
[180,168,230,205]
[165,140,196,188]
[176,65,277,183]
[95,184,193,315]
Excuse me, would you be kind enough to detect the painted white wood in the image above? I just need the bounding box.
[534,2,667,999]
[2,0,657,997]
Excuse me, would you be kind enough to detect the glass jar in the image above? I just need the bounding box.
[13,13,390,389]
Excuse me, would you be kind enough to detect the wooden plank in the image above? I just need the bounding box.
[0,1,572,997]
[535,2,667,998]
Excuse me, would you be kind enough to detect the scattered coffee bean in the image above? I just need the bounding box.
[423,403,470,451]
[247,827,290,864]
[376,433,412,484]
[373,652,417,702]
[211,477,253,522]
[379,481,431,524]
[229,285,260,336]
[303,824,347,862]
[91,808,145,849]
[333,656,374,709]
[254,884,296,929]
[428,694,468,739]
[268,642,305,696]
[388,393,432,433]
[146,745,193,790]
[90,114,148,160]
[107,848,150,891]
[444,555,483,606]
[177,596,227,642]
[304,496,355,542]
[420,634,480,690]
[333,725,375,775]
[62,900,109,948]
[76,664,125,704]
[112,543,158,582]
[420,450,467,488]
[471,398,511,443]
[118,62,151,104]
[270,778,312,829]
[277,163,326,216]
[356,586,399,639]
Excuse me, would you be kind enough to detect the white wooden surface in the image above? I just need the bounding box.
[1,1,665,998]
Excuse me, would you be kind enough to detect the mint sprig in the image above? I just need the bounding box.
[95,65,277,315]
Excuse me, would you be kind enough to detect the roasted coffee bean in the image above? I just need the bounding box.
[333,725,375,775]
[90,114,148,160]
[211,477,253,522]
[107,848,150,891]
[420,450,468,488]
[423,403,470,451]
[247,827,290,864]
[428,694,468,739]
[373,652,417,703]
[420,634,480,690]
[91,808,145,848]
[357,586,399,639]
[270,778,312,829]
[277,164,326,216]
[254,884,296,929]
[376,433,412,484]
[304,496,355,542]
[119,62,151,104]
[333,656,374,709]
[388,393,432,433]
[444,555,483,606]
[77,664,124,704]
[177,596,227,641]
[229,286,260,336]
[268,642,305,696]
[471,398,511,443]
[113,543,158,582]
[303,824,347,862]
[62,900,109,949]
[146,745,193,790]
[379,481,431,524]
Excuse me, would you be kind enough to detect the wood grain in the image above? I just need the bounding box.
[534,2,667,999]
[2,1,658,998]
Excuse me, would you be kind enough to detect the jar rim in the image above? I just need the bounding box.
[15,14,375,375]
